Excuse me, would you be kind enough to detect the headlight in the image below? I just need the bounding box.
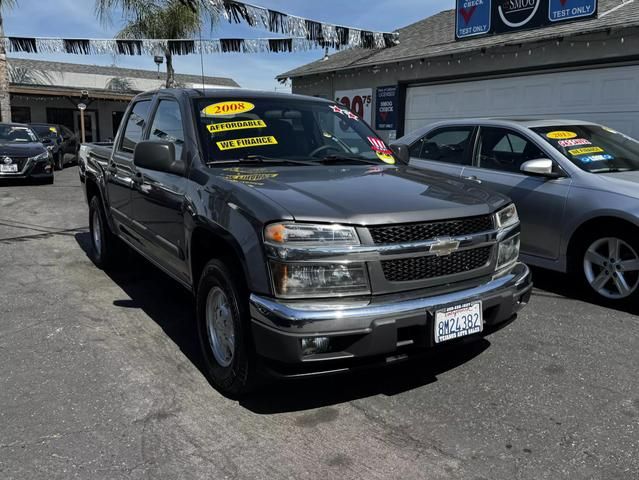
[269,261,370,298]
[30,152,50,162]
[497,234,520,270]
[265,222,359,246]
[495,204,519,229]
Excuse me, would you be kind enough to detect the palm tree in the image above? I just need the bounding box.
[0,0,17,122]
[9,65,52,85]
[105,76,135,91]
[96,0,219,88]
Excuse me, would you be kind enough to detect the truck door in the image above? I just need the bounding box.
[129,98,190,282]
[106,99,152,228]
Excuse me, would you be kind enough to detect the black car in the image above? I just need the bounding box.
[0,123,54,184]
[30,123,78,171]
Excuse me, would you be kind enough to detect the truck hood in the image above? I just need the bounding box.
[223,165,510,225]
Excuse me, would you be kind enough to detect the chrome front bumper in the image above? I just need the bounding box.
[250,263,532,367]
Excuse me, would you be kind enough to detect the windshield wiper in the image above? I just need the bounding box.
[208,155,315,166]
[318,154,381,165]
[590,167,634,173]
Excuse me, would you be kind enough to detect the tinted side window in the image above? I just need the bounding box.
[148,100,185,160]
[478,127,545,173]
[410,127,474,165]
[120,100,151,153]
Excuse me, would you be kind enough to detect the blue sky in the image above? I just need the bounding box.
[5,0,454,90]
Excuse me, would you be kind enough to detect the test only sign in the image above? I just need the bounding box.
[456,0,597,39]
[375,86,398,131]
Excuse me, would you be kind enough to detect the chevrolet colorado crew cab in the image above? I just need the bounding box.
[82,88,532,395]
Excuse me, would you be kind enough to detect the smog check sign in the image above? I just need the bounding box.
[549,0,597,22]
[456,0,491,39]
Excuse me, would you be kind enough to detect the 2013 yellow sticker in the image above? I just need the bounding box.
[568,147,604,156]
[207,119,266,134]
[547,131,577,140]
[202,101,255,117]
[217,136,278,151]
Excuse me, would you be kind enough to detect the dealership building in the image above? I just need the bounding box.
[278,0,639,142]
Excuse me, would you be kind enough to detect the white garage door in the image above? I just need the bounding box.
[405,65,639,138]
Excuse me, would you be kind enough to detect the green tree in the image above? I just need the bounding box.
[0,0,17,122]
[96,0,219,88]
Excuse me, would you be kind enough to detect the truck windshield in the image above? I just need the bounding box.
[533,125,639,173]
[194,97,397,166]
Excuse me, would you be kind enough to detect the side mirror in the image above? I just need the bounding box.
[520,158,560,178]
[390,143,410,165]
[133,141,184,175]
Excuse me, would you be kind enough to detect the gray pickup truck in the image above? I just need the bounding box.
[81,88,532,395]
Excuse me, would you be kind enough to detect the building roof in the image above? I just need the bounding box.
[278,0,639,79]
[8,57,239,87]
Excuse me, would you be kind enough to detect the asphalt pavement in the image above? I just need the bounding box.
[0,166,637,480]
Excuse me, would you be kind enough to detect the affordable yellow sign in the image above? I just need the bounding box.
[207,120,266,134]
[568,147,604,156]
[217,136,278,151]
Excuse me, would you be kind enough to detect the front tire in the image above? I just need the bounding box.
[196,259,255,397]
[574,228,639,304]
[56,152,64,171]
[88,195,119,270]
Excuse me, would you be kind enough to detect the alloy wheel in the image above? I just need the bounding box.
[206,286,235,368]
[583,237,639,300]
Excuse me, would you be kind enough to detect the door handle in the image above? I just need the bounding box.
[463,175,482,184]
[107,162,117,174]
[132,172,144,185]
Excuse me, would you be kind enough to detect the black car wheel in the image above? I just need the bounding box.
[196,259,255,397]
[574,227,639,305]
[56,152,64,171]
[88,195,120,270]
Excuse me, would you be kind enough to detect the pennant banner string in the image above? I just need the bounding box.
[2,36,334,55]
[208,0,399,50]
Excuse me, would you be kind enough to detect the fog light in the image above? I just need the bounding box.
[301,337,330,356]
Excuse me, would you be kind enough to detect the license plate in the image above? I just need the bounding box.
[0,164,17,173]
[434,301,483,344]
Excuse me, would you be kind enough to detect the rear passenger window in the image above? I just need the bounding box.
[120,100,151,153]
[410,127,474,165]
[478,127,545,173]
[148,100,185,160]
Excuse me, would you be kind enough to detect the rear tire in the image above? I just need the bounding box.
[88,195,120,270]
[196,259,255,397]
[571,226,639,305]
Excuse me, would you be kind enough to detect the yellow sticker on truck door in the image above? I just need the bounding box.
[568,147,604,156]
[202,101,255,117]
[217,136,278,151]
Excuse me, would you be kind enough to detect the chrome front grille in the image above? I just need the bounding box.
[369,215,495,244]
[381,246,493,282]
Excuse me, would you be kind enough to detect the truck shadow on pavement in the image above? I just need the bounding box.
[76,232,494,413]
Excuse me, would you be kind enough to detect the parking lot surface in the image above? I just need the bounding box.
[0,167,637,480]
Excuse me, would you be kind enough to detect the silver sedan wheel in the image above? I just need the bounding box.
[206,287,235,368]
[92,210,102,258]
[583,237,639,300]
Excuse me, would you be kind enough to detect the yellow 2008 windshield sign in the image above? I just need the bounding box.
[217,136,278,151]
[202,101,255,117]
[207,119,266,134]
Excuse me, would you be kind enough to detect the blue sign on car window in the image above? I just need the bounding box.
[456,0,491,39]
[549,0,597,22]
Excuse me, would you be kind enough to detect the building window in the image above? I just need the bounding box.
[11,106,31,124]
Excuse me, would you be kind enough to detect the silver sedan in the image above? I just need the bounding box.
[393,118,639,305]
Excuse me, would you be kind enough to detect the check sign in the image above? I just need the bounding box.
[548,0,597,22]
[456,0,492,39]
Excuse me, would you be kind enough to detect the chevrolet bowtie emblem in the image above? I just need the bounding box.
[430,238,461,257]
